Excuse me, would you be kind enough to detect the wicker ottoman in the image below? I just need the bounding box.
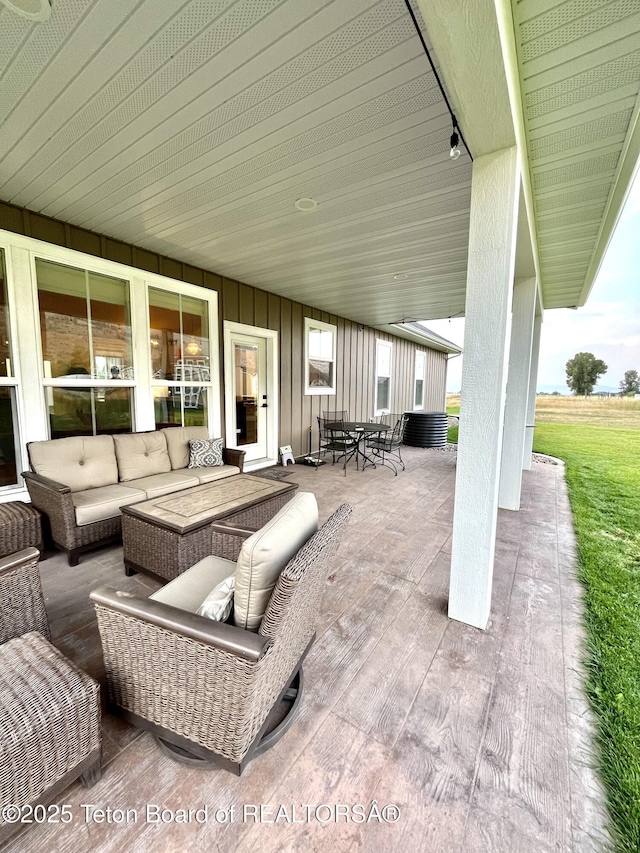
[0,502,43,559]
[0,632,101,845]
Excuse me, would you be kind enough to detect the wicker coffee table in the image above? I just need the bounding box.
[121,475,297,581]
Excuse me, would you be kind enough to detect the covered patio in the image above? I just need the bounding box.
[5,447,610,852]
[1,0,638,847]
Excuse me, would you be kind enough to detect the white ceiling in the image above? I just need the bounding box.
[0,0,638,325]
[513,0,640,309]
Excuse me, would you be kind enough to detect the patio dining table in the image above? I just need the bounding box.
[325,420,391,473]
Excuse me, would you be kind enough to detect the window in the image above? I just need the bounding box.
[0,249,21,488]
[414,350,426,409]
[37,259,132,379]
[375,339,392,414]
[0,232,222,493]
[304,318,336,395]
[149,288,211,428]
[36,258,134,437]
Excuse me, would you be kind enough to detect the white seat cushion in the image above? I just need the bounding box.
[129,471,199,499]
[196,576,235,622]
[187,465,240,484]
[71,484,146,526]
[233,492,318,631]
[150,555,236,612]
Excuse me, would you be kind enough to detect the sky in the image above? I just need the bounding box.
[424,169,640,394]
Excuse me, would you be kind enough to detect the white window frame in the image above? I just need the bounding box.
[0,230,222,502]
[374,339,393,415]
[0,246,27,493]
[304,317,337,396]
[35,256,138,436]
[414,350,426,410]
[145,283,219,433]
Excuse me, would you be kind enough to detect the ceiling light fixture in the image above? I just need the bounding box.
[393,273,409,281]
[402,0,472,162]
[294,198,318,212]
[0,0,51,21]
[450,117,461,160]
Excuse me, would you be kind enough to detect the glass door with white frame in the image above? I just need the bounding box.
[224,324,278,466]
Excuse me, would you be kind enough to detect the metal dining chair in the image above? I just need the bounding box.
[317,416,357,471]
[322,410,349,421]
[365,413,408,474]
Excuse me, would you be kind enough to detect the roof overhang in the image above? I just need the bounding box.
[378,321,462,354]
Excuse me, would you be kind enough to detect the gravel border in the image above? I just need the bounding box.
[435,443,562,466]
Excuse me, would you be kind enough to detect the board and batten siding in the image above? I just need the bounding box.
[221,284,447,455]
[0,202,448,457]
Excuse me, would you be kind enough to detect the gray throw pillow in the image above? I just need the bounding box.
[188,438,224,468]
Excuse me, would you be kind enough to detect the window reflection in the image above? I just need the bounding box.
[154,387,207,430]
[47,387,132,438]
[234,344,258,445]
[148,289,209,381]
[36,259,132,379]
[0,387,19,487]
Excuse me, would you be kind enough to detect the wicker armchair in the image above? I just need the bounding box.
[0,547,50,644]
[90,502,353,775]
[0,550,101,845]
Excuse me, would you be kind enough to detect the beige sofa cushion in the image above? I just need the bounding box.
[113,432,171,481]
[150,555,235,612]
[234,492,318,632]
[185,465,240,485]
[71,483,146,526]
[29,435,118,493]
[128,471,199,499]
[161,426,208,470]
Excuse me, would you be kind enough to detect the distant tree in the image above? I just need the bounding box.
[619,369,640,396]
[565,352,608,396]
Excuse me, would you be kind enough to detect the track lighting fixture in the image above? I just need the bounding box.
[403,0,472,162]
[450,130,461,160]
[449,115,461,159]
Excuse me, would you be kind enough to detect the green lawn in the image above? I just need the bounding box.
[533,422,640,852]
[446,404,459,443]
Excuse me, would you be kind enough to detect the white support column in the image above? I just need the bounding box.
[499,277,537,509]
[523,312,542,469]
[448,146,520,630]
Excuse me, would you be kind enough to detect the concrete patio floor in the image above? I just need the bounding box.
[4,446,611,852]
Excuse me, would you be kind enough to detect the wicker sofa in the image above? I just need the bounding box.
[91,496,353,774]
[23,427,245,566]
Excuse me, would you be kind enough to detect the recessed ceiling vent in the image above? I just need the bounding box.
[0,0,51,20]
[294,198,318,212]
